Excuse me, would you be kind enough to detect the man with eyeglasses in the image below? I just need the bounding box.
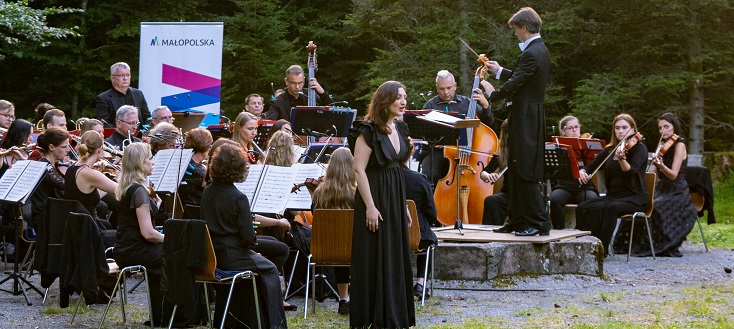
[265,65,333,121]
[0,99,15,130]
[105,105,142,150]
[150,106,175,128]
[95,62,151,129]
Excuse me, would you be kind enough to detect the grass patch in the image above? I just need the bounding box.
[713,175,734,225]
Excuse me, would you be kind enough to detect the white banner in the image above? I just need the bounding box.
[139,22,223,116]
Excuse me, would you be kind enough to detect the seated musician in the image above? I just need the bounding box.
[206,138,296,312]
[0,99,15,132]
[149,105,174,129]
[400,143,438,299]
[179,128,212,207]
[265,64,333,121]
[113,142,170,326]
[244,93,267,119]
[549,116,599,229]
[231,111,263,163]
[65,131,118,247]
[81,118,105,137]
[30,127,69,230]
[34,103,56,123]
[0,119,34,176]
[265,130,296,167]
[480,119,509,226]
[147,122,179,155]
[310,147,355,315]
[105,105,142,150]
[420,70,494,186]
[200,143,288,328]
[42,109,68,131]
[576,114,648,256]
[271,119,292,135]
[623,112,698,257]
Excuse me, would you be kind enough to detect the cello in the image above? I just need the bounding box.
[306,41,318,107]
[434,55,499,225]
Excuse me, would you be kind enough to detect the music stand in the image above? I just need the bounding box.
[290,106,356,139]
[0,160,46,305]
[553,136,606,167]
[254,120,275,149]
[299,142,347,164]
[543,143,578,214]
[418,116,481,234]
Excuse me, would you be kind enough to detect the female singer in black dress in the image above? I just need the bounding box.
[113,142,168,326]
[576,113,648,255]
[201,143,287,329]
[348,80,415,328]
[549,116,599,229]
[632,112,697,256]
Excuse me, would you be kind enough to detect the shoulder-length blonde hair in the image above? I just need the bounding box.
[313,147,356,209]
[365,81,405,135]
[116,142,151,200]
[265,130,295,167]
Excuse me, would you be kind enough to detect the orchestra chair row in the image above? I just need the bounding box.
[304,209,353,319]
[609,172,657,262]
[407,200,435,306]
[690,191,709,252]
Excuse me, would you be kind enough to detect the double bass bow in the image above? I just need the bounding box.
[434,54,499,226]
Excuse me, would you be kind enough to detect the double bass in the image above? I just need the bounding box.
[306,41,318,107]
[434,55,499,226]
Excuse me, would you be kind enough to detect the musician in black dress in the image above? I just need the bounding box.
[31,127,69,229]
[179,128,212,207]
[549,116,599,229]
[113,142,169,326]
[201,143,287,328]
[576,114,648,255]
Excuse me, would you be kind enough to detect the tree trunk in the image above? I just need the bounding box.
[687,1,704,154]
[459,0,470,94]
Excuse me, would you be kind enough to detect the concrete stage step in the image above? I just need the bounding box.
[421,235,604,281]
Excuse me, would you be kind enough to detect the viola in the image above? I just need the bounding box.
[618,132,644,153]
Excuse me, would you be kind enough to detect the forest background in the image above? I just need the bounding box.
[1,0,734,154]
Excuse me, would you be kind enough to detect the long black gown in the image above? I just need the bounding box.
[348,120,416,329]
[619,139,698,256]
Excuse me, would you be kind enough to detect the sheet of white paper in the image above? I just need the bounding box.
[286,163,327,210]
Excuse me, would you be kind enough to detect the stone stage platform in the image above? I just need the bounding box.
[423,225,604,281]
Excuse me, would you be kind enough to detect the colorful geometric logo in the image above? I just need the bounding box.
[160,64,221,112]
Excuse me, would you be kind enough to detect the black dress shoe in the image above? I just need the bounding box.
[493,224,522,233]
[514,227,550,236]
[284,302,298,311]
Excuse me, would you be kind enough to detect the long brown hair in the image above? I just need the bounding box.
[609,113,639,148]
[365,81,405,134]
[312,147,356,209]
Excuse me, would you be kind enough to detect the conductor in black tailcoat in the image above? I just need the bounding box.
[484,7,552,236]
[95,62,151,128]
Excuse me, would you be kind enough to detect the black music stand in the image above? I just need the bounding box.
[543,144,577,213]
[0,161,46,305]
[299,142,347,164]
[404,110,465,185]
[254,121,275,149]
[290,106,356,139]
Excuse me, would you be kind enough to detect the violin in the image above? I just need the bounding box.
[291,176,324,195]
[55,160,73,176]
[617,132,643,153]
[654,134,679,159]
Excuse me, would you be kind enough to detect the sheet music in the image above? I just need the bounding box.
[234,164,265,201]
[0,160,47,203]
[250,165,295,215]
[286,163,327,210]
[423,110,461,124]
[150,149,194,193]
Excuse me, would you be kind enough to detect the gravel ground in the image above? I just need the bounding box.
[0,241,731,328]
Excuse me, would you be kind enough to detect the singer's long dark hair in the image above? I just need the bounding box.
[365,81,405,135]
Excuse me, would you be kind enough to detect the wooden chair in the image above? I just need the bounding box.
[690,191,709,252]
[193,225,260,329]
[407,200,435,306]
[610,172,657,262]
[304,209,353,319]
